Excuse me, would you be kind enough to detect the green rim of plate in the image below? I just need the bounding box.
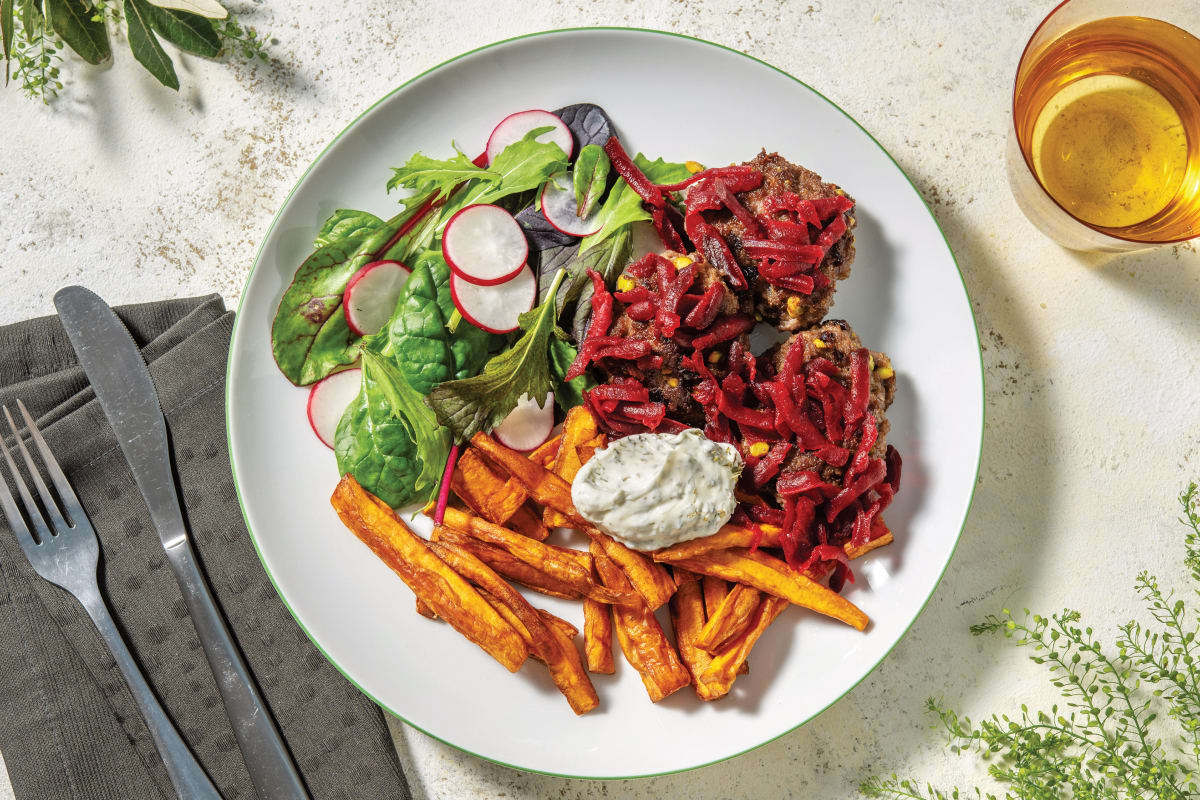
[226,26,986,781]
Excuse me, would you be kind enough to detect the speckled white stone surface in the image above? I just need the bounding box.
[4,1,1200,797]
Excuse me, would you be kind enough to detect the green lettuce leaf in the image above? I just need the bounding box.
[427,269,567,443]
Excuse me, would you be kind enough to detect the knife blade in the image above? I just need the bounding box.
[55,286,309,800]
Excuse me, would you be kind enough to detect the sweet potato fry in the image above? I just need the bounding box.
[588,531,677,611]
[845,528,894,559]
[331,476,526,673]
[540,611,600,715]
[701,575,728,619]
[528,434,562,467]
[451,448,528,525]
[544,406,601,527]
[663,548,869,631]
[471,431,590,529]
[696,595,789,698]
[653,524,782,562]
[439,507,593,589]
[429,540,598,714]
[508,504,550,541]
[576,433,606,467]
[695,582,762,653]
[415,597,436,619]
[669,567,725,701]
[539,609,579,641]
[698,577,748,675]
[434,527,631,605]
[582,596,614,674]
[592,543,691,702]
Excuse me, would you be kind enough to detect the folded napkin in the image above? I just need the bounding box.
[0,296,411,800]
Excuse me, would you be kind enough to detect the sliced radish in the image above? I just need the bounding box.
[495,392,555,451]
[343,260,411,336]
[485,110,574,165]
[539,172,603,237]
[442,204,528,286]
[629,220,668,260]
[450,265,536,334]
[307,368,362,449]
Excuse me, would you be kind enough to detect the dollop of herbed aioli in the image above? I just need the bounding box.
[571,428,743,551]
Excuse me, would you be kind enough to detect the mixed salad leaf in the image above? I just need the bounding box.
[273,101,690,508]
[426,269,567,443]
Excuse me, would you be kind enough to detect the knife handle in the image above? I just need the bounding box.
[82,593,223,800]
[165,538,309,800]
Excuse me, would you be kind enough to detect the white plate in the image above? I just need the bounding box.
[227,28,983,779]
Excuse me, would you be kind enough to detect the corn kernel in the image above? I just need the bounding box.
[672,256,693,269]
[748,441,770,458]
[685,160,704,174]
[875,366,895,379]
[667,377,680,388]
[707,351,722,364]
[811,338,828,349]
[616,275,635,292]
[786,296,802,318]
[868,355,875,371]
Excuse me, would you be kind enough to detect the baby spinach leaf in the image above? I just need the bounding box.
[334,347,450,509]
[427,270,567,443]
[46,0,110,64]
[573,144,609,218]
[360,346,449,499]
[549,338,594,412]
[334,369,421,509]
[371,250,499,394]
[142,3,220,58]
[386,148,496,207]
[271,200,430,386]
[124,0,178,89]
[313,209,383,249]
[553,103,615,151]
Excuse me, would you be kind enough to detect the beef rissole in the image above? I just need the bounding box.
[572,149,897,561]
[705,151,857,330]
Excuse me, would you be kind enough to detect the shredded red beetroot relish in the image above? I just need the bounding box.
[571,151,890,586]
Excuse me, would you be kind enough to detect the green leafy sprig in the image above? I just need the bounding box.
[4,0,268,103]
[863,483,1200,800]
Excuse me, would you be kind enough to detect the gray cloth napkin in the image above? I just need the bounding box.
[0,295,412,800]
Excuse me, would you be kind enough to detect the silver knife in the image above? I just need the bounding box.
[55,286,309,800]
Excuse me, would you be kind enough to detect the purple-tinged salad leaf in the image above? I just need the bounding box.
[553,103,615,153]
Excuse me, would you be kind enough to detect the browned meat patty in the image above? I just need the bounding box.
[705,151,856,330]
[598,251,751,425]
[759,320,895,495]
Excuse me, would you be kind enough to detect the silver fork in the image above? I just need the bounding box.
[0,400,221,800]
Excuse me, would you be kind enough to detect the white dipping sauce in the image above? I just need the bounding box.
[571,428,742,551]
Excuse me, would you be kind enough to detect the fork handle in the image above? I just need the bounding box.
[83,596,223,800]
[165,538,309,800]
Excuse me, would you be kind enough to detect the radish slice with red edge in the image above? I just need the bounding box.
[485,110,574,165]
[307,368,362,449]
[343,260,411,336]
[442,204,528,286]
[539,172,603,237]
[495,392,555,451]
[450,264,536,334]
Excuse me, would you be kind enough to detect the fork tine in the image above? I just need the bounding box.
[4,406,70,533]
[0,448,40,553]
[0,428,51,545]
[14,401,79,529]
